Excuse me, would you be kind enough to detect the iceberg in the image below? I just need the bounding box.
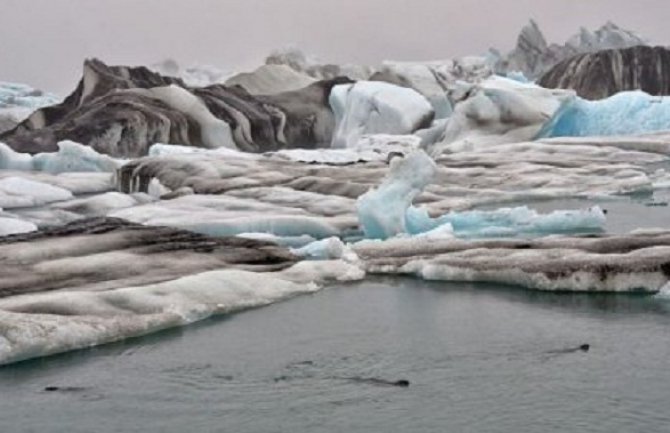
[0,269,317,366]
[0,176,73,208]
[357,150,606,240]
[225,64,316,95]
[537,91,670,139]
[405,205,606,238]
[356,150,437,239]
[330,81,434,149]
[0,217,38,236]
[354,233,670,292]
[0,81,59,110]
[432,76,571,154]
[0,141,121,173]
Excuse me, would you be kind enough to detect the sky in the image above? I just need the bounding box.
[0,0,668,94]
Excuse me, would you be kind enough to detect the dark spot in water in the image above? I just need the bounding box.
[545,343,591,355]
[43,386,88,393]
[339,377,411,388]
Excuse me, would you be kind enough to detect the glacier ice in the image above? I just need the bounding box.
[129,85,237,149]
[353,232,670,292]
[330,81,434,149]
[0,217,38,235]
[0,81,59,110]
[270,134,420,165]
[0,269,318,365]
[151,58,231,87]
[225,64,316,95]
[405,205,606,238]
[291,237,348,260]
[357,150,606,240]
[432,77,571,154]
[537,91,670,139]
[0,141,121,173]
[0,176,73,208]
[357,150,437,239]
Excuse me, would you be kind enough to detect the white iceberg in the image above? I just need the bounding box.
[330,81,434,149]
[0,141,121,173]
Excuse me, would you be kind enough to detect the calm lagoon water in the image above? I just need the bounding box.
[2,277,670,433]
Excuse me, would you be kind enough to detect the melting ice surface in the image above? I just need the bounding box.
[0,141,121,173]
[357,150,606,240]
[537,91,670,138]
[405,205,606,238]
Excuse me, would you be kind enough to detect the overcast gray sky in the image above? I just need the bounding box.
[1,0,668,94]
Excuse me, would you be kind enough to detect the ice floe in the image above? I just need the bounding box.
[0,269,317,365]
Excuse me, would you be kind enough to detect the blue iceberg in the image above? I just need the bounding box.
[357,150,606,240]
[537,91,670,138]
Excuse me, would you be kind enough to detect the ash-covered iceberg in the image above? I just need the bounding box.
[537,91,670,139]
[539,46,670,100]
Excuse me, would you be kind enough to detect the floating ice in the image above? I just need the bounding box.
[357,150,606,240]
[0,269,318,365]
[269,134,420,165]
[0,81,59,110]
[537,91,670,139]
[151,59,231,87]
[374,61,454,119]
[357,150,436,239]
[0,176,73,208]
[405,205,606,238]
[353,233,670,292]
[330,81,434,149]
[0,141,121,173]
[0,217,37,235]
[225,64,316,95]
[291,237,349,260]
[110,194,343,240]
[129,85,237,149]
[433,77,571,154]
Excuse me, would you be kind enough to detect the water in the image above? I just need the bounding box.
[2,278,670,433]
